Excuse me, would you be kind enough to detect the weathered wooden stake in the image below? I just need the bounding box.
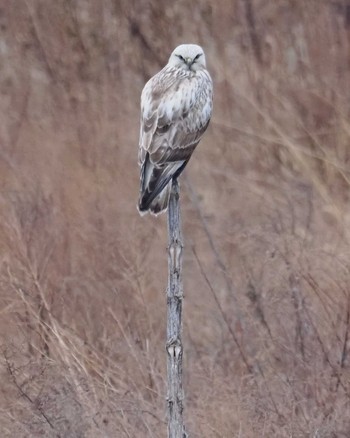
[166,179,186,438]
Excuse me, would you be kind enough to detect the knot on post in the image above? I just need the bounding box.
[166,337,182,359]
[169,240,183,275]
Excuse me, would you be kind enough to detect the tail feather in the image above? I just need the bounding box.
[138,154,185,215]
[139,182,171,215]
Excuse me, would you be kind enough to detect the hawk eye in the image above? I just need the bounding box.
[194,53,202,60]
[176,54,185,61]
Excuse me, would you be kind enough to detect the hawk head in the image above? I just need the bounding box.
[168,44,207,72]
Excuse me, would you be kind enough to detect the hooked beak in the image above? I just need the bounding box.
[185,57,193,68]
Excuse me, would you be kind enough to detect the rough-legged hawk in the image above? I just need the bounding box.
[138,44,213,215]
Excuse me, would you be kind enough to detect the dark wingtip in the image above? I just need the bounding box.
[138,195,150,212]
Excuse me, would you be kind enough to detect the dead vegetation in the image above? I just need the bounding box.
[0,1,350,436]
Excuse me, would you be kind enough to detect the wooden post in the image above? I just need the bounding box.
[166,179,186,438]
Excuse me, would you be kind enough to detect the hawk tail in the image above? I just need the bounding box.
[138,183,171,216]
[138,155,187,215]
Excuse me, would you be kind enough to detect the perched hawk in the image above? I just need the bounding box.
[138,44,213,215]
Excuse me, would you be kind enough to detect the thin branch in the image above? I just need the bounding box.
[192,246,253,374]
[184,175,243,316]
[3,352,57,432]
[242,0,263,65]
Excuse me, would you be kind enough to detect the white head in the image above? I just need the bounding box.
[168,44,207,72]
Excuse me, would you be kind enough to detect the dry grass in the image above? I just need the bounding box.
[1,1,350,436]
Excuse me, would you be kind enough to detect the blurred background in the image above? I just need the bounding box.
[1,1,350,436]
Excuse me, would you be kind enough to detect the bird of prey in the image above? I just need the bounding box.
[138,43,213,215]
